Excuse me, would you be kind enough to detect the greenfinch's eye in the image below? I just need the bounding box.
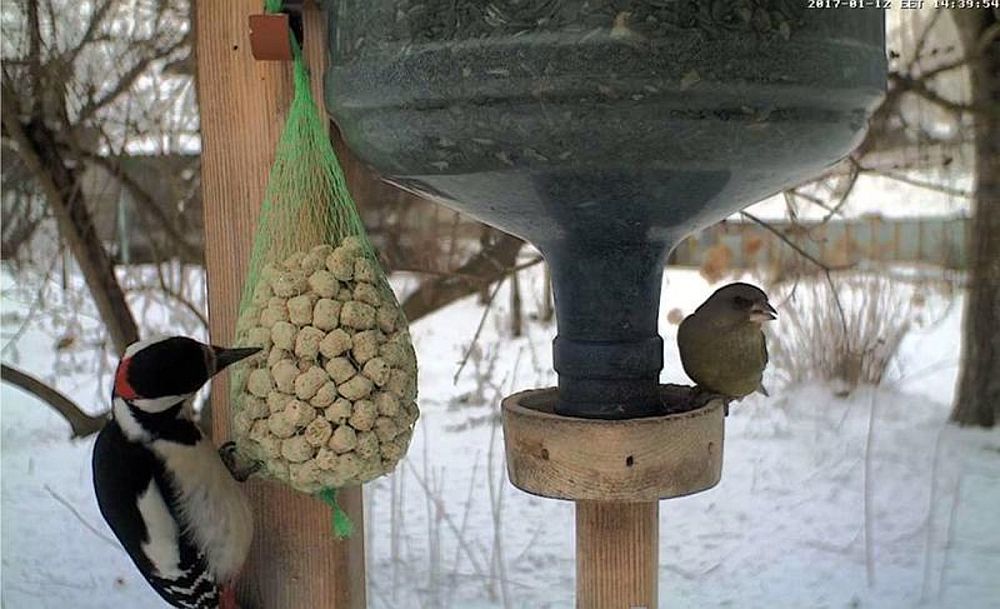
[733,296,751,309]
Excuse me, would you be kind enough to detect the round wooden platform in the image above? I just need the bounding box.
[501,385,725,502]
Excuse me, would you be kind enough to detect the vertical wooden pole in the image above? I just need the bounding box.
[576,502,659,609]
[197,3,366,608]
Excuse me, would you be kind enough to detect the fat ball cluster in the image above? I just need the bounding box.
[233,237,418,492]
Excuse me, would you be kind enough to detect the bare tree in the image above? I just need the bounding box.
[950,9,999,427]
[1,0,201,429]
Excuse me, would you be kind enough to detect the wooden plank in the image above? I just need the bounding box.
[577,501,659,609]
[196,2,365,608]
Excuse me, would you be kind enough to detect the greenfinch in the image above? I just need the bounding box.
[678,282,776,400]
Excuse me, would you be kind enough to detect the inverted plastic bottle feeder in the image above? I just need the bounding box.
[324,3,885,606]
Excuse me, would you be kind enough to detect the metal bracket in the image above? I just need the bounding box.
[249,0,305,61]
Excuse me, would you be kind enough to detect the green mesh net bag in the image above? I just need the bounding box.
[230,2,418,505]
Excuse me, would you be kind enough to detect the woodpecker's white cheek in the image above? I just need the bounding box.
[113,398,152,442]
[137,479,183,578]
[124,335,173,358]
[131,394,191,413]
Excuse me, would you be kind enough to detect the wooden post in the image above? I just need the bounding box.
[577,502,659,609]
[197,3,366,608]
[502,387,724,609]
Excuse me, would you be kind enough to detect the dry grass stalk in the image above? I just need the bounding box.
[768,274,918,392]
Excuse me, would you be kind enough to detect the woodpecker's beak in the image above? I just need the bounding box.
[749,301,778,323]
[212,346,262,374]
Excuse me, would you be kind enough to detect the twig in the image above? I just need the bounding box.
[453,277,505,385]
[76,30,191,124]
[863,389,877,587]
[889,72,996,117]
[43,485,119,548]
[1,249,61,356]
[820,158,861,225]
[1,364,107,438]
[405,459,490,582]
[83,152,204,264]
[907,10,944,73]
[445,452,482,609]
[740,210,851,342]
[921,425,949,602]
[860,168,973,199]
[786,188,844,217]
[740,212,851,273]
[367,580,400,609]
[26,0,42,120]
[154,264,209,329]
[937,473,964,600]
[918,55,979,82]
[487,390,511,609]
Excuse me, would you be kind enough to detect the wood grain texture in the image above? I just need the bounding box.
[502,387,724,502]
[577,501,659,609]
[196,3,365,608]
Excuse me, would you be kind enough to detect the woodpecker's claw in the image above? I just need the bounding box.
[218,441,262,482]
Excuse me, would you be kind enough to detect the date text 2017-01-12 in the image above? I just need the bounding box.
[807,1,893,9]
[811,0,1000,7]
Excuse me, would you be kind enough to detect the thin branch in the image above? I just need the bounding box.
[907,10,944,73]
[740,210,851,342]
[453,277,506,385]
[79,152,203,265]
[860,168,973,198]
[918,55,980,82]
[921,425,949,601]
[404,459,490,582]
[890,72,997,117]
[786,188,844,218]
[1,249,61,356]
[76,31,191,124]
[740,211,852,273]
[43,485,119,548]
[863,390,877,586]
[821,158,861,224]
[26,0,42,119]
[64,0,115,69]
[1,364,107,438]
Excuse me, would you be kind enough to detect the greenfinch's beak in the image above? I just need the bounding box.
[749,301,777,323]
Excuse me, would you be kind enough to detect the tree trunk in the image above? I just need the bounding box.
[951,10,1000,427]
[402,231,523,322]
[0,101,140,356]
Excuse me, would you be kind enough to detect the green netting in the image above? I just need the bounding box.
[228,0,420,537]
[238,10,373,310]
[318,488,355,539]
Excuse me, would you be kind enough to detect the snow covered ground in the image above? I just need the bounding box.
[3,267,998,609]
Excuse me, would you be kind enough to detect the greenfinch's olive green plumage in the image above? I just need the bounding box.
[678,282,776,398]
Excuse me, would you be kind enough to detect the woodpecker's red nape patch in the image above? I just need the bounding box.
[114,357,139,400]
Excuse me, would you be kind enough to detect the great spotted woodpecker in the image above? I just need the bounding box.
[92,336,259,609]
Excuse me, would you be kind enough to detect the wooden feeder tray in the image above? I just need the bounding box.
[502,385,724,502]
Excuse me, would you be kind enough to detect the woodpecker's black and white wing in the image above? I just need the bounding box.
[93,421,222,609]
